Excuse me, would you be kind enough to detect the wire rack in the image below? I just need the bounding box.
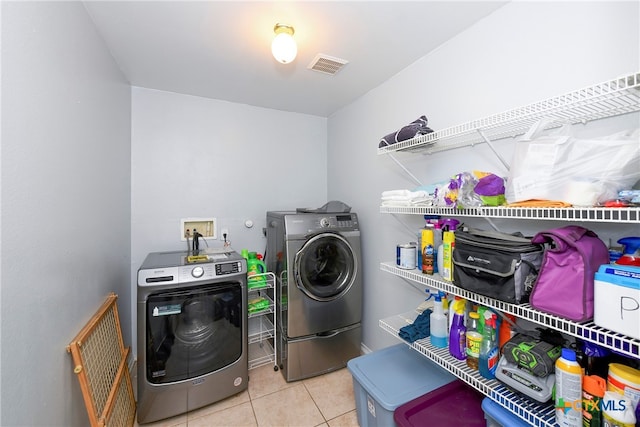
[248,272,277,370]
[67,293,135,427]
[380,262,640,359]
[380,312,556,427]
[380,205,640,224]
[377,72,640,155]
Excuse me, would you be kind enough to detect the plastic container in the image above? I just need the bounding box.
[393,380,485,427]
[555,348,583,427]
[449,299,467,360]
[602,391,637,427]
[582,375,606,427]
[466,311,481,371]
[247,252,267,288]
[616,237,640,266]
[430,295,447,348]
[498,313,516,350]
[421,228,435,275]
[607,363,640,410]
[481,398,531,427]
[594,264,640,340]
[347,344,455,427]
[479,317,497,380]
[441,231,455,282]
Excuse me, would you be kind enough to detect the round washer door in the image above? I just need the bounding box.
[294,232,357,302]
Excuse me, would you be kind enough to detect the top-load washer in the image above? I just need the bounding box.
[266,211,362,381]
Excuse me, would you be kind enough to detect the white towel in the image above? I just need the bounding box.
[380,189,434,206]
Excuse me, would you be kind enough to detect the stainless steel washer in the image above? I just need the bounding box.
[136,250,248,424]
[266,211,362,382]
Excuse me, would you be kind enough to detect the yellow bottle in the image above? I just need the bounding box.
[442,231,455,281]
[421,229,434,275]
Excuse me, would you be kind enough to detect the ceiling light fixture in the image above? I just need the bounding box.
[271,24,297,64]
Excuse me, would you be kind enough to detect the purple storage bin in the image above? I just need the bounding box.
[393,380,486,427]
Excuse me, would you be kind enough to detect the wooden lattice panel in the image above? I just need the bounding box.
[67,293,135,426]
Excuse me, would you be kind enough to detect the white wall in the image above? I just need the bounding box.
[1,2,131,425]
[130,88,327,352]
[327,1,640,352]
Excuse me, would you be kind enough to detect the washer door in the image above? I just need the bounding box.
[294,232,356,301]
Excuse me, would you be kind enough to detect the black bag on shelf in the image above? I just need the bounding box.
[452,228,543,304]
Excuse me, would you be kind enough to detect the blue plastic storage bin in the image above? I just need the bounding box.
[347,344,455,427]
[481,397,531,427]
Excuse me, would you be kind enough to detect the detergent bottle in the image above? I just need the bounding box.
[615,237,640,266]
[448,299,467,360]
[247,252,267,289]
[429,294,448,348]
[479,317,498,380]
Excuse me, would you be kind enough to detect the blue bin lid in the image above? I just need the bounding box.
[481,398,531,427]
[347,344,455,411]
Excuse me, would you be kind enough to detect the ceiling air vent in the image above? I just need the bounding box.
[307,54,348,75]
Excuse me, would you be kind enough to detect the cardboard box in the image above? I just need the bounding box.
[594,264,640,340]
[347,344,454,427]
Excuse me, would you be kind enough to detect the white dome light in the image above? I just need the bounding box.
[271,24,297,64]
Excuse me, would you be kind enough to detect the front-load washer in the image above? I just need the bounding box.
[266,211,362,381]
[136,250,248,424]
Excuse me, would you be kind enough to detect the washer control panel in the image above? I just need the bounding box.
[138,251,246,287]
[317,214,358,229]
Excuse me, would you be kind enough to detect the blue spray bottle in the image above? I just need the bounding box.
[430,294,448,348]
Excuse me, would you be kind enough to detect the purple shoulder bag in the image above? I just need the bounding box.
[529,225,609,322]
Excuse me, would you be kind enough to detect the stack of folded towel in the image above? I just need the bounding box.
[381,189,435,207]
[399,309,432,343]
[379,115,434,148]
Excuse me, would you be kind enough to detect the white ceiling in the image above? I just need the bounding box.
[83,1,507,117]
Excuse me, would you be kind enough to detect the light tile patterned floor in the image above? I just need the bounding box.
[135,364,359,427]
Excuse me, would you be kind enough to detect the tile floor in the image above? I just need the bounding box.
[135,364,359,427]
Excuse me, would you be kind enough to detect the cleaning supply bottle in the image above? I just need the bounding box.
[555,348,583,427]
[479,317,498,380]
[582,375,606,427]
[429,294,448,348]
[602,391,637,427]
[466,311,482,371]
[440,218,460,281]
[448,299,467,360]
[616,237,640,266]
[421,227,435,275]
[498,313,516,350]
[247,252,267,288]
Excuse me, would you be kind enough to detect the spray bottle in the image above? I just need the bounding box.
[616,237,640,266]
[430,294,448,348]
[439,218,460,281]
[448,299,467,360]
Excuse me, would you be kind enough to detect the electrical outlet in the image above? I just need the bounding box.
[181,218,216,241]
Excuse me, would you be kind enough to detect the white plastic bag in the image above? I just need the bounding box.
[505,119,640,206]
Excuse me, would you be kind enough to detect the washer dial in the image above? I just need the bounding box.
[191,266,204,278]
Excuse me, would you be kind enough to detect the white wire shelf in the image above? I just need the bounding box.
[380,262,640,359]
[380,312,555,427]
[377,72,640,155]
[248,316,275,344]
[248,340,275,370]
[380,205,640,223]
